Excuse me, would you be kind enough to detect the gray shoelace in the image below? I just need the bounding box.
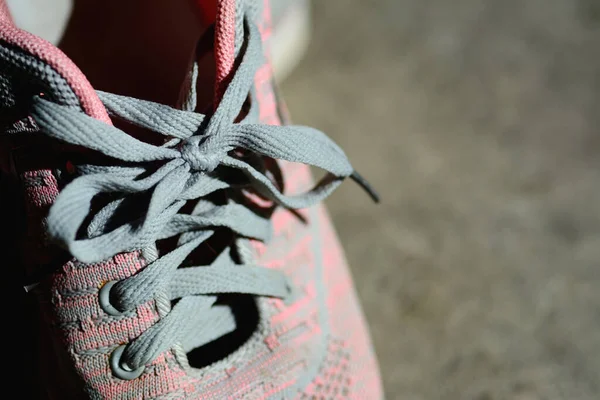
[30,17,377,372]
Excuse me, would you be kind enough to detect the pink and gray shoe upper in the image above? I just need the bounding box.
[1,0,383,398]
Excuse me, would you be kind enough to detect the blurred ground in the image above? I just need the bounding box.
[280,1,600,398]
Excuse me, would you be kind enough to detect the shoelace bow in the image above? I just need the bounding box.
[30,18,377,372]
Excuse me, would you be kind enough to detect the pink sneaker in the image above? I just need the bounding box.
[2,0,383,398]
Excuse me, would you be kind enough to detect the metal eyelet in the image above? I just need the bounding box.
[99,281,125,316]
[110,345,144,380]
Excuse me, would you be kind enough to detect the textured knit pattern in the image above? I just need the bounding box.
[1,0,383,398]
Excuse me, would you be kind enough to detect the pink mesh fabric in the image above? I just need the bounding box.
[214,0,237,99]
[5,0,383,397]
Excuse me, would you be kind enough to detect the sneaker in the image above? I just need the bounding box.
[2,0,383,398]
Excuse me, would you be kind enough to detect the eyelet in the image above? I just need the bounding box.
[99,281,125,316]
[110,345,144,380]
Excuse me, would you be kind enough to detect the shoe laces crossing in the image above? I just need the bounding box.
[30,14,377,374]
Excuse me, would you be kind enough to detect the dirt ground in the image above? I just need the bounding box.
[280,1,600,398]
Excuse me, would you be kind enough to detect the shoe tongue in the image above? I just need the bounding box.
[176,24,216,114]
[1,0,251,122]
[210,0,264,103]
[213,0,240,99]
[178,0,250,111]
